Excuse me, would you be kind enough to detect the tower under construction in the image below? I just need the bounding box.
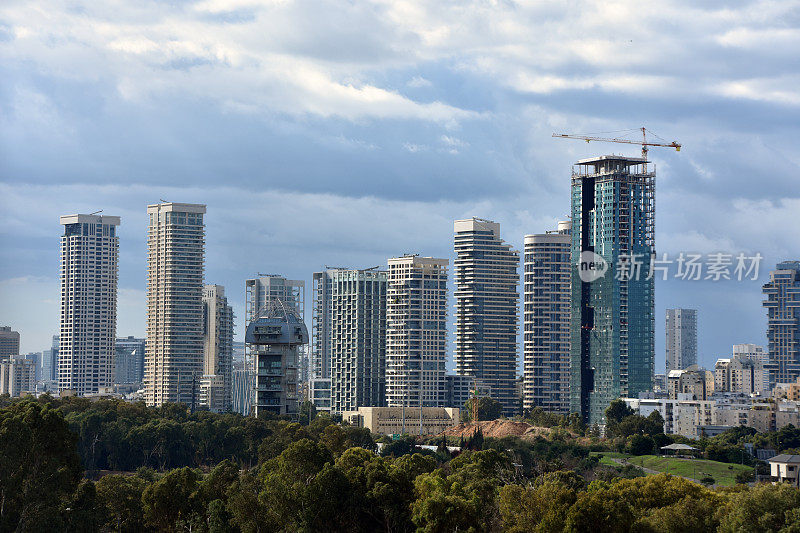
[569,156,655,424]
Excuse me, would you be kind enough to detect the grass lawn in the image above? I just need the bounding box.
[591,452,753,486]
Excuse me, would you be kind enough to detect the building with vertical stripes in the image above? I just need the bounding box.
[454,218,519,415]
[328,268,387,413]
[144,202,206,407]
[59,214,119,395]
[523,221,571,414]
[386,255,448,409]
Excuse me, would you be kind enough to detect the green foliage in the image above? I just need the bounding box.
[297,400,317,426]
[461,397,504,422]
[605,399,635,425]
[717,482,800,532]
[0,400,82,531]
[141,467,201,531]
[628,434,656,456]
[95,474,148,532]
[5,397,800,533]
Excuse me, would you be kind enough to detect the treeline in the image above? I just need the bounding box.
[3,397,800,532]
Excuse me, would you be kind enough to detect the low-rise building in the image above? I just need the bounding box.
[668,366,714,400]
[769,454,800,484]
[343,406,460,436]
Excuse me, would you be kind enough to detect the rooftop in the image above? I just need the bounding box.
[576,155,648,165]
[770,454,800,464]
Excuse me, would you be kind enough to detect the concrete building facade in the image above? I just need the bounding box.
[202,284,234,412]
[59,214,120,395]
[763,261,800,385]
[343,406,460,436]
[144,202,206,407]
[0,355,36,397]
[523,221,571,414]
[454,218,519,415]
[665,309,697,373]
[386,255,448,409]
[570,156,655,424]
[327,268,387,413]
[246,299,306,416]
[0,326,20,358]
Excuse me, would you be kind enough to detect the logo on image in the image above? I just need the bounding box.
[578,251,608,283]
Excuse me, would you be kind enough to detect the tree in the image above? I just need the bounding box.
[628,434,656,456]
[96,474,148,533]
[142,467,201,531]
[0,400,82,531]
[605,399,634,426]
[297,400,317,426]
[64,479,101,532]
[462,397,504,423]
[717,482,800,532]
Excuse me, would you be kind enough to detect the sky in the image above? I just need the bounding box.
[1,0,799,372]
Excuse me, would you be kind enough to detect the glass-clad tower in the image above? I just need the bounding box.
[569,156,655,424]
[763,261,800,385]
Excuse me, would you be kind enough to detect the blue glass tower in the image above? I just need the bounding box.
[569,156,655,424]
[763,261,800,385]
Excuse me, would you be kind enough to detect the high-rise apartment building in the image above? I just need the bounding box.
[327,268,387,413]
[42,335,59,383]
[0,326,20,358]
[202,284,234,413]
[243,275,304,410]
[114,336,145,386]
[666,309,697,373]
[523,221,571,414]
[570,156,655,424]
[0,355,36,397]
[245,299,306,416]
[386,255,448,409]
[311,269,339,380]
[246,275,304,323]
[144,202,206,407]
[454,218,520,414]
[59,214,120,395]
[763,261,800,385]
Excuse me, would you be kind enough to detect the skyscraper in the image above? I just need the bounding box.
[243,275,304,411]
[665,309,698,372]
[114,336,145,386]
[311,269,338,380]
[59,214,120,395]
[386,255,448,409]
[42,334,59,383]
[202,284,234,412]
[454,218,519,414]
[763,261,800,385]
[245,299,306,416]
[0,326,20,358]
[327,268,387,413]
[523,221,571,414]
[144,202,206,407]
[569,156,655,424]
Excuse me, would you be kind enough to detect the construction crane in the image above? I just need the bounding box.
[552,127,680,163]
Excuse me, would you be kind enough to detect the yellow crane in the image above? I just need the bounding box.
[552,127,680,161]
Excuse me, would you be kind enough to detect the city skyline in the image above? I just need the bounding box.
[2,2,797,374]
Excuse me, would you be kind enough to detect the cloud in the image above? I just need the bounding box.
[1,0,799,365]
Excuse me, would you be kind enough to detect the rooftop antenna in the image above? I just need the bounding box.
[89,210,103,215]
